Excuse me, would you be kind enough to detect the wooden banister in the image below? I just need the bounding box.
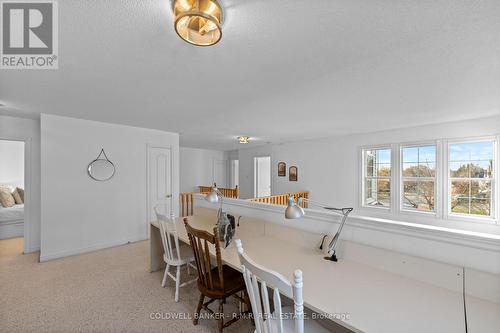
[198,185,239,199]
[248,191,309,208]
[179,192,197,217]
[180,185,240,217]
[181,187,303,217]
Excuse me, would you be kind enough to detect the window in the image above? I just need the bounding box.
[401,145,436,213]
[361,138,497,222]
[363,148,391,208]
[449,141,495,217]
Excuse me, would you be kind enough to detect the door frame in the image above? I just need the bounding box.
[0,136,32,254]
[146,144,174,239]
[212,158,228,188]
[253,155,272,197]
[229,159,239,188]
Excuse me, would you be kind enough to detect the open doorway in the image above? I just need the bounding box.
[254,156,271,197]
[0,140,25,256]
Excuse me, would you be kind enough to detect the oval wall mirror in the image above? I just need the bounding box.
[88,149,115,181]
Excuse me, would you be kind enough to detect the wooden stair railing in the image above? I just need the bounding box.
[179,192,197,217]
[248,191,309,208]
[198,185,239,199]
[179,186,240,217]
[180,187,305,217]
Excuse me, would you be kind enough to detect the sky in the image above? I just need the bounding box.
[449,142,494,162]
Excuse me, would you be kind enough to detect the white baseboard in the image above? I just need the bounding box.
[25,246,40,254]
[39,236,147,262]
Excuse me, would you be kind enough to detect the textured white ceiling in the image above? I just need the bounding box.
[1,0,499,150]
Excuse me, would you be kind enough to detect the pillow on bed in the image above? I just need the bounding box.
[0,187,15,208]
[15,187,24,203]
[12,188,23,204]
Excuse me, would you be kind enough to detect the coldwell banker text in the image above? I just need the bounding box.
[1,0,58,69]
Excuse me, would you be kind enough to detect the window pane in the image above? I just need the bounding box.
[377,179,391,207]
[471,198,491,216]
[451,180,470,199]
[418,162,435,177]
[403,147,419,163]
[470,161,493,178]
[377,163,391,177]
[403,181,435,212]
[417,181,435,211]
[364,148,391,209]
[450,180,492,216]
[365,151,375,176]
[450,142,494,162]
[364,179,390,207]
[450,162,469,178]
[470,180,491,199]
[403,181,418,209]
[365,149,391,176]
[419,146,436,163]
[365,179,376,205]
[451,197,470,214]
[377,149,391,164]
[402,145,436,178]
[402,163,418,177]
[448,141,494,217]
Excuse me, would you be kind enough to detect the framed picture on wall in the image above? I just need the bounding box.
[278,162,286,177]
[289,166,298,181]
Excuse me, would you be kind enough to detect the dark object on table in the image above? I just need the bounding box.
[227,214,235,229]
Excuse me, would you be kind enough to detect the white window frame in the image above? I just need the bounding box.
[399,142,439,216]
[359,137,498,225]
[361,146,393,211]
[445,137,497,223]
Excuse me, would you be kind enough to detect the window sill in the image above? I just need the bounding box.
[197,195,500,253]
[348,213,500,250]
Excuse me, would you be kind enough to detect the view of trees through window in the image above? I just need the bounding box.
[402,145,436,212]
[449,141,494,217]
[364,148,391,207]
[363,139,496,220]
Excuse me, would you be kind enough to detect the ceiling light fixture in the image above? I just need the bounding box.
[173,0,223,47]
[238,136,250,144]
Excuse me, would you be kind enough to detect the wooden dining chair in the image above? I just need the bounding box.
[236,239,329,333]
[183,218,249,332]
[155,207,197,302]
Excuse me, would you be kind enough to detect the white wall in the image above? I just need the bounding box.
[0,140,24,188]
[179,147,228,192]
[40,114,179,261]
[238,115,500,236]
[0,115,41,253]
[226,149,239,161]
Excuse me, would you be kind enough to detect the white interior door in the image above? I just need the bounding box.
[229,160,239,188]
[148,147,172,224]
[213,159,227,187]
[254,156,271,197]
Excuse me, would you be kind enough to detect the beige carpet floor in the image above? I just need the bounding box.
[0,238,254,333]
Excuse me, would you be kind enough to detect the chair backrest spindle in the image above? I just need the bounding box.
[184,218,225,292]
[236,239,304,333]
[155,207,181,263]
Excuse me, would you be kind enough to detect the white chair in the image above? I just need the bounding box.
[155,207,197,302]
[236,239,329,333]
